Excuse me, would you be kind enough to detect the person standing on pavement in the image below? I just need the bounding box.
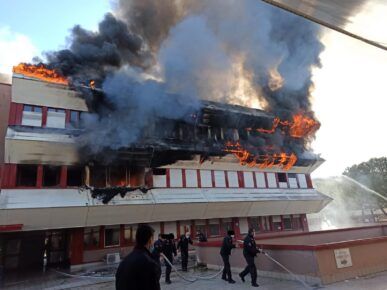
[239,228,262,287]
[220,230,236,284]
[163,233,177,284]
[177,232,193,272]
[116,224,161,290]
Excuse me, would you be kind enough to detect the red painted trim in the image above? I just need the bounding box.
[177,221,181,237]
[60,166,67,188]
[253,172,257,188]
[65,110,71,127]
[280,215,285,231]
[36,165,43,188]
[182,169,186,188]
[0,224,23,231]
[1,164,17,188]
[237,171,244,188]
[8,102,17,125]
[166,169,170,188]
[70,228,84,265]
[233,218,241,239]
[264,172,268,188]
[41,107,48,127]
[274,173,279,188]
[211,170,215,187]
[160,222,164,234]
[197,169,201,188]
[15,103,23,125]
[306,174,313,188]
[99,226,105,249]
[224,171,229,188]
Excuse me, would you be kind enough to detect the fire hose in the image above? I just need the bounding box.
[161,253,224,282]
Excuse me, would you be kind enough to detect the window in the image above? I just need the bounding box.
[21,105,42,127]
[272,216,282,231]
[84,227,100,248]
[67,166,84,187]
[221,218,233,234]
[153,168,166,175]
[90,166,107,187]
[249,217,261,232]
[262,216,270,232]
[283,215,292,230]
[288,173,298,188]
[277,173,287,183]
[123,224,137,244]
[43,165,61,187]
[195,220,206,237]
[109,165,127,186]
[292,215,301,230]
[46,108,66,129]
[208,219,220,237]
[16,165,37,186]
[105,225,120,247]
[69,110,81,128]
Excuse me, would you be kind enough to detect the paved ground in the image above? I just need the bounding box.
[4,269,387,290]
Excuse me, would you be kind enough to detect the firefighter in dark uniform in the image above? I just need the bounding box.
[239,228,261,287]
[220,230,236,283]
[163,233,177,284]
[177,232,193,272]
[152,234,164,265]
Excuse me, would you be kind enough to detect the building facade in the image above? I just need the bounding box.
[0,74,331,271]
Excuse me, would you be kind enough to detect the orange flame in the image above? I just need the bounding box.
[13,63,68,85]
[225,141,297,170]
[255,114,319,138]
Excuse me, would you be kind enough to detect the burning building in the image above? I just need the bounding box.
[0,0,331,271]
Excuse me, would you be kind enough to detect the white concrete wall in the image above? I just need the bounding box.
[214,170,226,187]
[227,171,239,188]
[170,169,183,187]
[200,170,212,187]
[185,169,198,187]
[243,172,255,188]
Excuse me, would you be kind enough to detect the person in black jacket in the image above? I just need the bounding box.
[219,230,236,284]
[239,228,261,287]
[163,233,177,284]
[152,234,165,265]
[116,224,161,290]
[177,232,193,272]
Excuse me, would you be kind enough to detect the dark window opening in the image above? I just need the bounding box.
[23,105,33,112]
[221,219,233,234]
[129,167,145,186]
[277,173,287,183]
[43,165,61,187]
[153,168,167,175]
[67,166,84,187]
[109,165,127,186]
[34,106,42,113]
[272,216,282,231]
[84,227,100,248]
[209,224,220,236]
[90,166,107,187]
[288,173,297,178]
[262,216,270,231]
[105,226,120,247]
[249,217,261,232]
[283,216,292,230]
[16,165,37,186]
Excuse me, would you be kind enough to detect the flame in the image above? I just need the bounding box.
[13,63,68,85]
[225,141,297,170]
[255,114,319,138]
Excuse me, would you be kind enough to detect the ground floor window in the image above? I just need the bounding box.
[208,219,220,237]
[84,227,100,248]
[292,215,302,230]
[249,217,261,232]
[105,225,120,247]
[123,224,137,244]
[16,164,37,186]
[221,218,233,234]
[272,216,282,231]
[283,215,293,230]
[262,216,271,231]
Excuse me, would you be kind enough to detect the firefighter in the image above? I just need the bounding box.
[152,233,164,265]
[177,232,193,272]
[239,228,261,287]
[220,230,236,284]
[116,224,161,290]
[163,233,177,284]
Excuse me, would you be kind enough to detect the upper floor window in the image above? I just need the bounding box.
[43,165,61,187]
[67,166,84,187]
[21,105,42,127]
[16,164,37,187]
[68,110,81,128]
[46,108,66,129]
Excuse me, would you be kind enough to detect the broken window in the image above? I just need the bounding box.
[21,105,42,127]
[43,165,61,187]
[90,166,107,187]
[277,173,287,183]
[104,225,120,247]
[46,108,66,129]
[283,215,292,230]
[249,217,261,232]
[16,164,37,187]
[84,227,100,248]
[67,166,84,187]
[129,167,145,187]
[109,165,127,186]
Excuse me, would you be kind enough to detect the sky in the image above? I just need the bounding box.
[0,0,386,178]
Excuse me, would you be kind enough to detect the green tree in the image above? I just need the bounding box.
[343,157,387,214]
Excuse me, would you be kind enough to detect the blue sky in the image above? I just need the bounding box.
[0,0,111,53]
